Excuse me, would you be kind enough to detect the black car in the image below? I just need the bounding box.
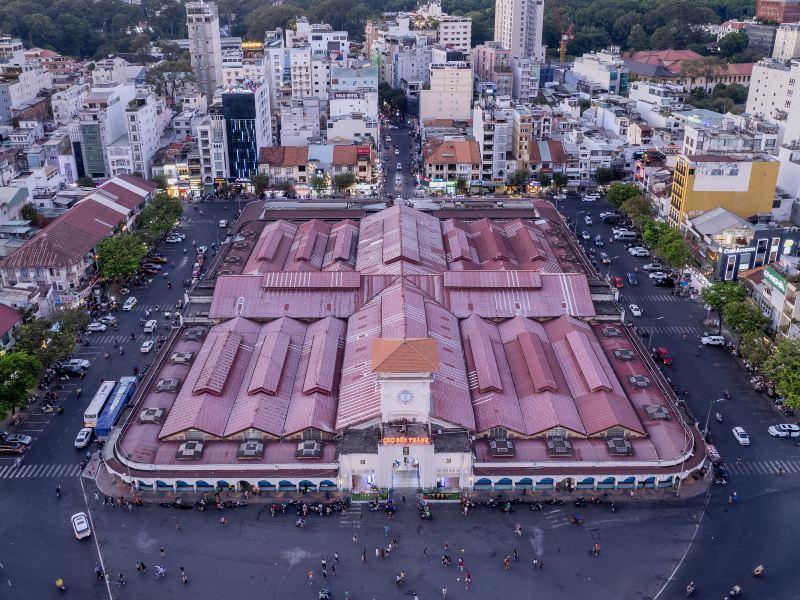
[654,277,676,288]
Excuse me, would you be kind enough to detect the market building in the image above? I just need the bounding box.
[106,201,700,496]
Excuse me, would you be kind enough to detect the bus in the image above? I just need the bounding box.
[83,381,116,428]
[95,377,138,439]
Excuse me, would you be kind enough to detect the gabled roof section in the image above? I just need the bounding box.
[258,145,309,167]
[371,338,440,374]
[193,331,242,395]
[247,330,291,395]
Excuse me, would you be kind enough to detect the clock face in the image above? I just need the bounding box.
[397,389,414,404]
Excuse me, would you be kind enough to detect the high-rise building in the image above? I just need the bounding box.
[494,0,545,61]
[186,1,223,99]
[756,0,800,23]
[221,78,272,181]
[78,84,136,179]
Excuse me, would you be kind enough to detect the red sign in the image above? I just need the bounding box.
[382,436,431,445]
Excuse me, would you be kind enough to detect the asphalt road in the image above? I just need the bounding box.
[380,121,419,199]
[557,193,800,599]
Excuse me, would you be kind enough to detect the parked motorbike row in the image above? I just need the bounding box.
[418,500,433,520]
[270,499,349,518]
[159,497,248,511]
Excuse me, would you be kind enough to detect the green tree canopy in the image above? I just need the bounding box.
[310,174,328,196]
[595,168,615,185]
[538,173,552,188]
[722,300,767,336]
[627,24,650,51]
[553,173,569,188]
[507,169,529,192]
[138,192,183,238]
[764,339,800,408]
[0,352,41,415]
[701,281,747,331]
[54,306,91,334]
[738,332,772,372]
[20,203,37,222]
[95,234,149,281]
[333,172,357,193]
[718,31,748,57]
[606,182,641,208]
[15,320,75,366]
[76,176,95,188]
[250,173,270,195]
[620,195,652,225]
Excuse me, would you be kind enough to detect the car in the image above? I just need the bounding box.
[197,246,208,255]
[140,340,155,354]
[581,231,591,240]
[74,428,93,449]
[71,512,92,540]
[165,236,182,243]
[148,255,168,264]
[600,252,610,264]
[628,247,650,257]
[142,263,162,271]
[394,148,400,155]
[642,262,664,272]
[768,423,800,438]
[701,335,726,346]
[654,277,676,288]
[143,319,158,333]
[3,433,32,445]
[0,442,25,455]
[594,237,604,247]
[219,219,228,228]
[396,163,402,170]
[626,272,639,286]
[99,315,118,326]
[581,196,597,202]
[57,359,91,376]
[648,271,668,279]
[86,322,106,332]
[584,215,593,225]
[629,303,642,317]
[612,277,624,288]
[653,347,672,365]
[122,297,137,311]
[732,426,750,446]
[140,266,160,275]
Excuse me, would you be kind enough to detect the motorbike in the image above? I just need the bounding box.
[715,412,723,423]
[727,584,742,597]
[570,514,584,525]
[686,581,696,596]
[529,501,543,511]
[574,496,588,508]
[609,501,617,512]
[318,590,332,600]
[501,502,513,513]
[754,564,764,577]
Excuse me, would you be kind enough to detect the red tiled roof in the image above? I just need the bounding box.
[258,146,309,167]
[422,138,480,166]
[0,303,21,337]
[631,49,703,74]
[726,63,753,76]
[332,145,373,166]
[371,338,440,373]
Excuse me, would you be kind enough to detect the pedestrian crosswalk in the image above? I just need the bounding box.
[542,508,571,529]
[340,503,362,529]
[625,294,688,303]
[649,325,705,336]
[725,459,800,476]
[88,334,151,345]
[0,463,82,479]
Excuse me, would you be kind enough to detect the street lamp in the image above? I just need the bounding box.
[703,397,725,438]
[649,315,665,353]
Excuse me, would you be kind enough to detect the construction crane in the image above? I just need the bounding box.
[549,0,574,63]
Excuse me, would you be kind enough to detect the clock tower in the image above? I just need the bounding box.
[371,338,439,424]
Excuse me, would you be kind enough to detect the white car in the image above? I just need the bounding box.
[140,340,154,354]
[4,433,32,445]
[643,263,664,272]
[732,426,750,446]
[628,247,650,257]
[197,246,208,255]
[584,215,593,225]
[218,219,228,228]
[600,252,610,264]
[165,236,182,243]
[122,296,137,311]
[394,148,400,155]
[74,428,93,449]
[71,512,92,539]
[86,322,106,332]
[581,231,591,240]
[629,304,643,317]
[648,271,668,279]
[768,423,800,438]
[701,335,726,346]
[396,163,402,170]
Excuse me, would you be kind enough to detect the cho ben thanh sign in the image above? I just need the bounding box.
[382,436,431,445]
[764,266,786,295]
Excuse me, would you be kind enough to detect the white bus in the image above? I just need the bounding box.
[83,380,117,428]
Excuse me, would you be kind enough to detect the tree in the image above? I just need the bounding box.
[333,172,356,194]
[606,182,641,208]
[642,220,671,248]
[151,174,168,191]
[718,32,748,57]
[138,192,183,238]
[0,352,41,416]
[20,203,37,222]
[95,234,149,281]
[250,173,270,195]
[538,173,552,188]
[145,60,195,107]
[454,177,468,195]
[738,332,772,372]
[627,24,650,51]
[310,175,328,197]
[553,173,569,188]
[76,176,95,188]
[507,169,529,192]
[620,195,652,225]
[15,320,75,366]
[650,24,677,50]
[655,236,691,269]
[680,56,728,87]
[701,281,747,332]
[764,339,800,408]
[722,300,767,336]
[54,306,91,334]
[595,168,615,185]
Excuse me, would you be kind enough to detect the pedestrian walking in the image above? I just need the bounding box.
[458,557,464,572]
[160,546,165,558]
[118,573,126,586]
[307,570,313,586]
[331,564,336,577]
[503,556,511,570]
[361,549,367,563]
[402,494,406,503]
[442,586,448,598]
[352,534,358,544]
[322,569,328,580]
[538,559,544,571]
[94,491,99,502]
[321,559,327,571]
[513,549,518,562]
[220,516,228,526]
[465,571,472,590]
[533,558,539,569]
[384,524,390,537]
[444,542,449,551]
[175,521,182,532]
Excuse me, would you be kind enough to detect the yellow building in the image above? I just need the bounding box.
[669,154,779,227]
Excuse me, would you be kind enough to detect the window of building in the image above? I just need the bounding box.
[724,255,737,280]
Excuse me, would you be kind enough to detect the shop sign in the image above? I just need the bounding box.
[764,266,787,294]
[722,246,755,255]
[382,436,431,445]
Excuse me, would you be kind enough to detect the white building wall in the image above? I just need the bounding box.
[419,63,473,122]
[186,1,223,99]
[773,24,800,61]
[494,0,545,60]
[51,84,90,124]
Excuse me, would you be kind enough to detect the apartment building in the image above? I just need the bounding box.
[194,103,229,188]
[221,78,272,181]
[511,57,540,103]
[682,113,779,156]
[511,104,553,170]
[773,23,800,61]
[472,95,514,188]
[494,0,545,61]
[572,46,629,95]
[280,97,322,146]
[186,1,223,99]
[51,83,89,124]
[473,42,513,98]
[746,59,800,146]
[419,52,473,123]
[756,0,800,23]
[0,58,53,125]
[287,18,350,58]
[436,15,472,53]
[327,65,379,145]
[78,84,136,179]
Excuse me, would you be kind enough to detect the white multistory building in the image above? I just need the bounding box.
[78,83,136,179]
[571,47,629,95]
[289,47,312,99]
[494,0,545,61]
[746,59,800,146]
[280,97,322,145]
[511,57,540,102]
[628,81,685,129]
[124,92,163,179]
[472,95,514,187]
[51,83,90,125]
[186,1,223,100]
[0,57,53,125]
[193,103,228,188]
[419,49,473,123]
[436,15,472,53]
[773,23,800,61]
[287,18,349,58]
[327,65,379,144]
